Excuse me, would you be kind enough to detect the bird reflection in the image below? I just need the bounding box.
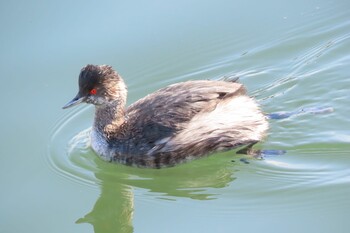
[75,150,237,233]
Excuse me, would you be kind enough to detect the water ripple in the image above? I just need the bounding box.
[46,11,350,215]
[47,106,100,188]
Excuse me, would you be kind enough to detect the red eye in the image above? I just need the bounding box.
[90,89,97,95]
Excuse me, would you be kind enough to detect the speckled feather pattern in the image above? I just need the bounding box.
[90,76,268,168]
[65,65,269,168]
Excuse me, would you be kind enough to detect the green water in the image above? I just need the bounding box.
[1,0,350,232]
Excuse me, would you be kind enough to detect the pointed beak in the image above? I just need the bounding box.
[62,94,85,109]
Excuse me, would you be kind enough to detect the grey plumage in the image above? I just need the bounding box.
[63,64,268,168]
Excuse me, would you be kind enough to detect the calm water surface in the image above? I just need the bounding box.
[1,0,350,233]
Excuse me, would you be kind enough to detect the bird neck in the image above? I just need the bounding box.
[93,75,128,139]
[93,99,127,140]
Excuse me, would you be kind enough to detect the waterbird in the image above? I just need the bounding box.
[63,64,268,168]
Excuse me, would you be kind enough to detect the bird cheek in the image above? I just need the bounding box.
[85,96,96,104]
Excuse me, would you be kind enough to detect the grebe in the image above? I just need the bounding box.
[63,64,268,168]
